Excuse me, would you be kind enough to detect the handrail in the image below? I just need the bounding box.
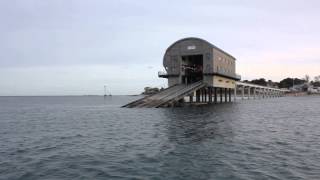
[158,71,167,76]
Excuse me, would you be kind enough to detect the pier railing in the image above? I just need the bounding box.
[158,71,179,78]
[158,71,167,76]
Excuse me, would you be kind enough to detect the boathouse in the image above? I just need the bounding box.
[122,37,287,108]
[159,37,240,100]
[160,37,240,86]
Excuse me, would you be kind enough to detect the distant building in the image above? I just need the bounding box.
[308,85,320,94]
[290,83,309,92]
[142,87,160,95]
[159,37,240,90]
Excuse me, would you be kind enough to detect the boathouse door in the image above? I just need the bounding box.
[181,54,203,84]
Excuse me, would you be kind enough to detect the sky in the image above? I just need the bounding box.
[0,0,319,95]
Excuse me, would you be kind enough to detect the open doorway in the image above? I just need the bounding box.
[181,54,203,84]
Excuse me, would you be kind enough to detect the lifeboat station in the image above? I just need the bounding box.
[123,37,285,108]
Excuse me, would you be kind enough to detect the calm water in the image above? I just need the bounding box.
[0,96,320,180]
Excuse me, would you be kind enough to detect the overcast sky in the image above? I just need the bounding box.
[1,0,319,95]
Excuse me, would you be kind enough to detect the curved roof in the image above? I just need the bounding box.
[165,37,236,60]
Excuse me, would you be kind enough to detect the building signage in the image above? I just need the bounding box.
[187,45,196,50]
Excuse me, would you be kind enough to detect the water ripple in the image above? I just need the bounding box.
[0,96,320,179]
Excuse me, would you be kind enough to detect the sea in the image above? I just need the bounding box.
[0,96,319,180]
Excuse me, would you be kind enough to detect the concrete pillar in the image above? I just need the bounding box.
[254,88,256,99]
[265,89,268,98]
[189,95,193,103]
[229,88,232,102]
[214,87,217,103]
[209,87,212,104]
[272,90,274,98]
[234,86,237,101]
[265,89,267,98]
[196,90,200,102]
[268,89,270,98]
[242,86,245,100]
[248,87,251,100]
[269,89,271,98]
[220,88,223,103]
[225,88,228,102]
[201,89,204,102]
[204,88,207,102]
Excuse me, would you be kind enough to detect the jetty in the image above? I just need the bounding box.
[123,37,287,108]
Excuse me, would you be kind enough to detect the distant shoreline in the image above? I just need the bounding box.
[0,95,143,97]
[1,94,320,98]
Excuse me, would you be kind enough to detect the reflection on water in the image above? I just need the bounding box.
[0,96,320,179]
[162,106,234,144]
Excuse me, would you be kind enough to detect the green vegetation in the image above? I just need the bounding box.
[243,75,320,88]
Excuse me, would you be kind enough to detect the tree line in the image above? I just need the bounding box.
[243,75,320,89]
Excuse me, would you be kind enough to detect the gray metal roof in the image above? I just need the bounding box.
[165,37,236,60]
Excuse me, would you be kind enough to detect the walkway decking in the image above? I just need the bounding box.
[122,81,206,108]
[123,81,288,108]
[236,82,288,99]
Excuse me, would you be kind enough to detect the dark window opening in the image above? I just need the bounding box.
[181,54,203,84]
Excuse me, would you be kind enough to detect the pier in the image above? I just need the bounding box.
[123,37,287,108]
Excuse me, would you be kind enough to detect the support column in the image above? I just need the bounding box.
[220,88,223,103]
[201,89,204,102]
[196,90,200,102]
[229,88,231,102]
[214,87,217,103]
[254,88,256,99]
[248,87,251,100]
[268,89,271,98]
[189,95,193,103]
[209,87,212,104]
[225,88,228,102]
[242,86,245,100]
[234,86,237,101]
[265,89,268,98]
[204,88,207,102]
